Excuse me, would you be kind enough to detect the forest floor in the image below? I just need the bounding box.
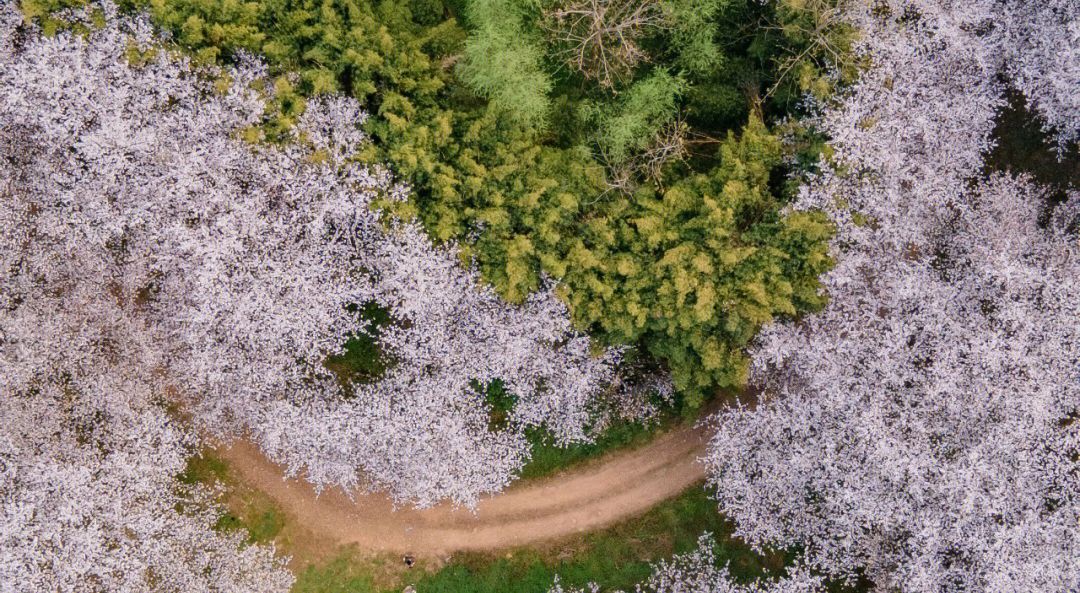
[213,418,710,559]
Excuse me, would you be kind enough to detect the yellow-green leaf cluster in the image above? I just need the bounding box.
[559,118,833,396]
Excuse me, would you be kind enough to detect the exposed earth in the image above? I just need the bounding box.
[216,421,710,557]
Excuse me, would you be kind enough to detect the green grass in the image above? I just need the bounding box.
[215,504,287,542]
[178,451,230,486]
[520,421,662,480]
[295,486,787,593]
[293,556,378,593]
[416,488,782,593]
[178,452,286,544]
[484,377,709,481]
[323,302,394,390]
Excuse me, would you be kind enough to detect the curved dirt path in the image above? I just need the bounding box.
[216,421,710,556]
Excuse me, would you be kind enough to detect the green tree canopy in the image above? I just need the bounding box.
[25,0,842,405]
[560,117,833,400]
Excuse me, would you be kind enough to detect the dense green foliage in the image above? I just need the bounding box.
[23,0,850,401]
[460,0,857,133]
[558,119,832,396]
[456,0,552,126]
[592,70,686,166]
[452,0,845,398]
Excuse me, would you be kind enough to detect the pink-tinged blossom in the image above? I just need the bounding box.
[0,380,295,593]
[996,0,1080,150]
[2,13,622,568]
[549,534,825,593]
[705,2,1080,592]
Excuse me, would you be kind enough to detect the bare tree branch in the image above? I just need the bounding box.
[542,0,669,90]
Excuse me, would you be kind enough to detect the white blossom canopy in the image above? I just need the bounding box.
[0,4,626,589]
[0,9,293,592]
[706,1,1080,592]
[549,534,824,593]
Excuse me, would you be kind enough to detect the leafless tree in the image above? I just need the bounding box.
[604,117,688,193]
[542,0,669,90]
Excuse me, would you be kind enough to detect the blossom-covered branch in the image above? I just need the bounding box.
[704,2,1080,591]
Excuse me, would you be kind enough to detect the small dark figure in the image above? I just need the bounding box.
[403,554,415,568]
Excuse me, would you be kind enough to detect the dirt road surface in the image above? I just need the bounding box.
[216,421,710,556]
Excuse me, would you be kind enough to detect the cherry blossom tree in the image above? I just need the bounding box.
[239,217,626,504]
[0,9,295,590]
[0,377,295,593]
[996,0,1080,149]
[549,534,824,593]
[3,7,625,553]
[704,2,1080,592]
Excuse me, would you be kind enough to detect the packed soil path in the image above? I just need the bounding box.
[216,421,710,556]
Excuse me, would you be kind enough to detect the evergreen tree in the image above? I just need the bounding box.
[562,117,833,400]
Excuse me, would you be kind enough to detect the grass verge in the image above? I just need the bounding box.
[178,452,287,545]
[295,486,786,593]
[180,451,784,593]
